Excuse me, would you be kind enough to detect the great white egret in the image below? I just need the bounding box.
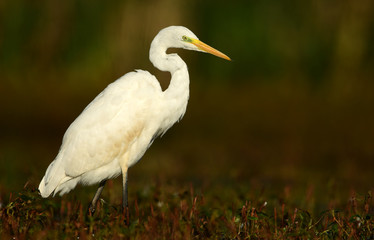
[38,26,230,217]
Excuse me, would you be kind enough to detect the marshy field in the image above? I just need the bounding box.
[1,0,374,239]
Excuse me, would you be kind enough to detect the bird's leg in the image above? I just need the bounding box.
[87,180,107,216]
[122,170,129,225]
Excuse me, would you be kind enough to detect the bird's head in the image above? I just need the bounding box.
[155,26,231,61]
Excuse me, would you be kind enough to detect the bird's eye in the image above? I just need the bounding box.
[182,36,188,41]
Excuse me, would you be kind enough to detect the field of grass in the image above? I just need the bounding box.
[0,182,373,239]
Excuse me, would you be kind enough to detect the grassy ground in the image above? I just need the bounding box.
[0,182,373,239]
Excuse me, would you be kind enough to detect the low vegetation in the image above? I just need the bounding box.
[1,182,373,239]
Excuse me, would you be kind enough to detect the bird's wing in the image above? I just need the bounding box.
[59,70,162,177]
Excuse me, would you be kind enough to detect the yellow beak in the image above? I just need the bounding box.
[191,38,231,61]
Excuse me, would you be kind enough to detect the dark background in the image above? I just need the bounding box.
[1,0,373,213]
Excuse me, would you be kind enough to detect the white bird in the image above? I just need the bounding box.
[38,26,230,217]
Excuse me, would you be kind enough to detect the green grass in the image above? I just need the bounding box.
[1,182,373,239]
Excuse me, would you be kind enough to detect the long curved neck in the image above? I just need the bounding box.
[149,38,190,126]
[149,40,190,102]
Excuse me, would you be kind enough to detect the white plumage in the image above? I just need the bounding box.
[38,26,230,214]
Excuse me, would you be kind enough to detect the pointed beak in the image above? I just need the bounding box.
[190,38,231,61]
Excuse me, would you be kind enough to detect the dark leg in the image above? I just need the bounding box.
[87,180,107,215]
[122,171,129,225]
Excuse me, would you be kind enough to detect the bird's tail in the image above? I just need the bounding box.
[38,157,68,198]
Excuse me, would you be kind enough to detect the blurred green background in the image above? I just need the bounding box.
[1,0,373,212]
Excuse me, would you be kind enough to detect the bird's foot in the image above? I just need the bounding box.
[87,204,96,216]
